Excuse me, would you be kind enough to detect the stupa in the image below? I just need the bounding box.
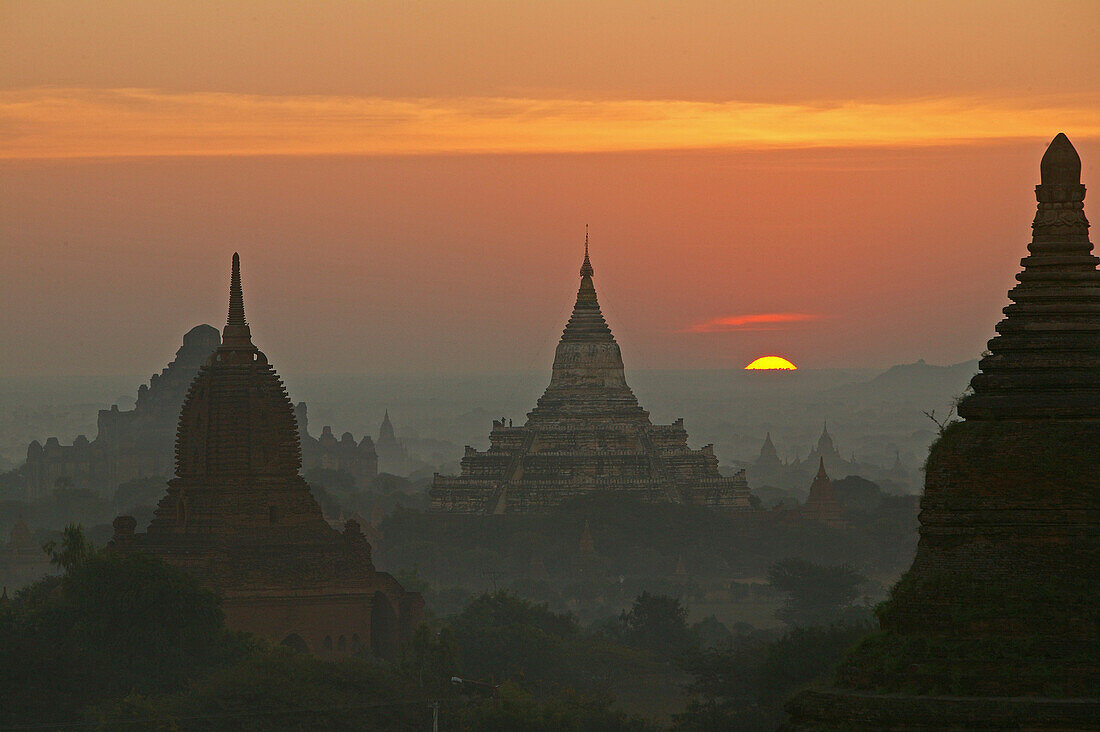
[111,254,422,659]
[430,236,751,513]
[800,458,844,528]
[786,134,1099,728]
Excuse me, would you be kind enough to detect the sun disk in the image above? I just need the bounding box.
[745,355,798,370]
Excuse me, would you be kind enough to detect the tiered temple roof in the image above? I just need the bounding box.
[430,237,752,513]
[787,134,1100,728]
[112,254,421,658]
[959,132,1100,419]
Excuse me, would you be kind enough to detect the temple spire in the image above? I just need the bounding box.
[379,410,396,443]
[958,132,1099,420]
[221,252,254,349]
[581,225,593,277]
[560,231,611,340]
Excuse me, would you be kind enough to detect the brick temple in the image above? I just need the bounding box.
[786,134,1099,728]
[111,254,421,658]
[430,239,752,513]
[800,458,844,528]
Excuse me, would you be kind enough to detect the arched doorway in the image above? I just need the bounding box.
[370,592,398,660]
[280,633,309,653]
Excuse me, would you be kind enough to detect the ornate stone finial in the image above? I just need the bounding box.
[1040,133,1081,188]
[1031,133,1089,237]
[221,253,254,349]
[580,226,594,278]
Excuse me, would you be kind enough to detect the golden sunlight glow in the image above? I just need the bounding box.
[2,88,1098,159]
[745,356,798,370]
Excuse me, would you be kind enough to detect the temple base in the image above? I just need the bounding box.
[784,689,1100,731]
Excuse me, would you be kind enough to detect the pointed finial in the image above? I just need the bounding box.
[1040,133,1081,187]
[816,456,828,480]
[221,252,253,348]
[228,253,245,326]
[380,409,395,441]
[580,226,594,278]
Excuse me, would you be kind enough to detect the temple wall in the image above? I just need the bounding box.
[884,419,1099,637]
[222,588,419,660]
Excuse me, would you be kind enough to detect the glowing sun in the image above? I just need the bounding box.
[745,355,798,370]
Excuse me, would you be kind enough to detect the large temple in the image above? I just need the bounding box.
[111,254,421,659]
[25,324,221,500]
[430,239,752,513]
[786,134,1099,727]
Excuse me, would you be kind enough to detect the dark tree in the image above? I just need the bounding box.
[767,558,868,627]
[620,591,694,657]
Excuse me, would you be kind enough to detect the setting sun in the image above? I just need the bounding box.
[744,355,798,370]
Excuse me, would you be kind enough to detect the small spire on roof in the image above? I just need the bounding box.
[221,252,254,349]
[580,225,594,278]
[228,253,245,326]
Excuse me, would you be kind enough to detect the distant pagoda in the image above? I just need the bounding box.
[111,254,422,659]
[430,236,751,513]
[800,458,844,528]
[787,134,1099,728]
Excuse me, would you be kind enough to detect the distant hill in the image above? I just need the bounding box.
[822,358,977,410]
[868,358,978,396]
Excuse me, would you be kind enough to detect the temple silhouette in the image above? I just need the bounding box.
[25,325,220,500]
[787,134,1100,727]
[24,332,377,500]
[110,254,421,658]
[749,422,914,498]
[430,236,752,513]
[296,403,378,488]
[800,458,845,528]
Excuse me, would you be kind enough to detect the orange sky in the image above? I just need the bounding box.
[1,1,1098,376]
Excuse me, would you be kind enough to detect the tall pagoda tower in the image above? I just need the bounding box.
[787,134,1099,728]
[111,254,422,659]
[430,236,752,513]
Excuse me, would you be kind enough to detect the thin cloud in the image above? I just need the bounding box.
[1,88,1098,159]
[686,313,821,334]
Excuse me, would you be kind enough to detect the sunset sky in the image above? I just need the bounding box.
[2,1,1098,376]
